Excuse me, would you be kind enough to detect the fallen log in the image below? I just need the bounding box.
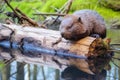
[0,23,112,74]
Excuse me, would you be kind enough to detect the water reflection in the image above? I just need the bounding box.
[61,66,106,80]
[107,29,120,80]
[106,65,120,80]
[0,62,108,80]
[0,29,120,80]
[1,61,60,80]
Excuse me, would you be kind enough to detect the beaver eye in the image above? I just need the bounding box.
[68,26,72,28]
[66,26,72,30]
[66,24,73,29]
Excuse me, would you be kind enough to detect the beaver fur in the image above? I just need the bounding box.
[59,10,106,40]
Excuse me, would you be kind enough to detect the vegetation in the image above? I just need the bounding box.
[100,0,120,11]
[0,61,5,70]
[3,0,120,23]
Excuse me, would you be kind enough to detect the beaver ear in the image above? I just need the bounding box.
[78,17,83,24]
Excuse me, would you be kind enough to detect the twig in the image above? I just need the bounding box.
[111,43,120,45]
[107,49,120,52]
[111,59,120,69]
[51,6,60,12]
[4,0,44,28]
[52,0,73,24]
[9,62,25,79]
[0,7,4,13]
[16,8,46,28]
[112,57,120,60]
[33,0,73,27]
[5,18,14,24]
[58,0,71,14]
[33,13,65,28]
[63,0,73,14]
[33,13,66,16]
[0,1,5,13]
[4,0,21,19]
[15,8,40,27]
[2,58,15,70]
[4,0,23,24]
[4,58,15,65]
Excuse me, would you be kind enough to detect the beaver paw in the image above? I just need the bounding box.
[90,34,100,38]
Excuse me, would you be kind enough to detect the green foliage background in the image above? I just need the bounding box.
[2,0,120,23]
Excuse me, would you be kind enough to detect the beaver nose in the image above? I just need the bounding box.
[61,33,65,37]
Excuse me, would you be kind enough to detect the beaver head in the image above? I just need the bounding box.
[59,15,88,40]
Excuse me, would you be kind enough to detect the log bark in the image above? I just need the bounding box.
[0,23,112,74]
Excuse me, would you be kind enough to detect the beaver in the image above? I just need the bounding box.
[59,10,106,40]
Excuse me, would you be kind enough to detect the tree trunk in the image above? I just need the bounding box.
[0,23,112,74]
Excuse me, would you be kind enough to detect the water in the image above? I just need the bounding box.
[0,29,120,80]
[106,29,120,80]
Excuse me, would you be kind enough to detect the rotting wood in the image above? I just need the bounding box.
[0,23,113,74]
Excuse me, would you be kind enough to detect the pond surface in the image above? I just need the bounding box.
[0,29,120,80]
[106,29,120,80]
